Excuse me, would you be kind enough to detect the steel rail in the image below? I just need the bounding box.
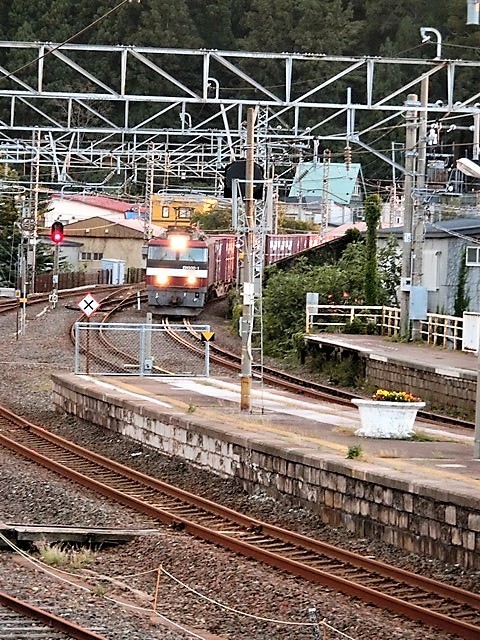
[0,405,479,639]
[175,317,476,431]
[0,591,111,640]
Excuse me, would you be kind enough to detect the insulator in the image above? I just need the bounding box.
[344,145,352,171]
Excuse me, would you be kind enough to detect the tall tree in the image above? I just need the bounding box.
[0,197,20,287]
[188,0,235,49]
[363,194,382,304]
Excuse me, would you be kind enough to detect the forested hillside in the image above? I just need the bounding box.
[0,0,479,187]
[0,0,478,59]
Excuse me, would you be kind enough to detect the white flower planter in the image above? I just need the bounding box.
[351,399,426,439]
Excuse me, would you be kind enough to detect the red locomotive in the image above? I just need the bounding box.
[145,229,321,316]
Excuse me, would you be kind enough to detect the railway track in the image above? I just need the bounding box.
[5,287,472,430]
[165,317,476,432]
[0,404,479,640]
[0,591,111,640]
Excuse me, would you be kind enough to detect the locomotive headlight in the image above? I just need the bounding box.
[169,233,189,251]
[155,273,169,285]
[186,274,198,285]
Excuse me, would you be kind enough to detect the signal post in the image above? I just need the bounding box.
[50,221,64,309]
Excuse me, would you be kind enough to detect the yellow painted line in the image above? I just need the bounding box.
[100,379,480,489]
[107,379,347,452]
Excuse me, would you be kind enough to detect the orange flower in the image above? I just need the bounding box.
[371,389,422,403]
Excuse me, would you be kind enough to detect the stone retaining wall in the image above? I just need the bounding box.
[310,341,476,419]
[52,374,480,570]
[365,357,476,418]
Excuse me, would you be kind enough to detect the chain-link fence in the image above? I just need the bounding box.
[74,322,211,376]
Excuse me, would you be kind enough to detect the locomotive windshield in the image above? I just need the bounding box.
[148,245,207,263]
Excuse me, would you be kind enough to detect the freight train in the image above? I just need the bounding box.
[145,228,322,316]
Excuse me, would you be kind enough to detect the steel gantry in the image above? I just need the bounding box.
[1,41,480,187]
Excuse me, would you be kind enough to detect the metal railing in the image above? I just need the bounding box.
[74,322,211,376]
[305,298,467,351]
[306,304,401,335]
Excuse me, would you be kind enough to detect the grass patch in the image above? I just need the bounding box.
[34,540,96,568]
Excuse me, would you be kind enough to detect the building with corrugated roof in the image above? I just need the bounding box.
[378,217,480,315]
[41,214,164,271]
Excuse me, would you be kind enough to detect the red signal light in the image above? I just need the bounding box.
[50,221,64,244]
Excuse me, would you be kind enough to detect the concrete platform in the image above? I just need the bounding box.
[304,333,479,417]
[61,373,480,479]
[52,372,480,569]
[305,332,479,377]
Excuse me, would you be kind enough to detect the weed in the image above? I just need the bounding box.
[187,404,196,413]
[69,547,96,569]
[346,444,363,459]
[35,541,68,566]
[92,584,108,597]
[409,431,435,442]
[34,540,96,568]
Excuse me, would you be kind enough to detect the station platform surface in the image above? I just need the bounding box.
[304,332,479,379]
[76,372,480,498]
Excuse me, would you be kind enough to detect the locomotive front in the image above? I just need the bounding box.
[146,231,209,316]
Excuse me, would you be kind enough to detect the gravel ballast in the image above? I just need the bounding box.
[0,296,478,640]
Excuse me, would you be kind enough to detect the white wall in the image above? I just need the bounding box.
[45,198,120,227]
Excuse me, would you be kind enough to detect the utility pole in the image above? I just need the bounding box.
[321,149,331,232]
[240,107,256,412]
[28,129,42,294]
[144,145,155,245]
[411,78,429,340]
[400,94,419,337]
[475,376,480,458]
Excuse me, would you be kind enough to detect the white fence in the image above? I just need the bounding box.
[305,299,469,351]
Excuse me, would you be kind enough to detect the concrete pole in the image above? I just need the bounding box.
[473,112,480,161]
[240,108,256,412]
[400,94,419,338]
[29,129,41,294]
[475,364,480,458]
[474,112,480,459]
[411,79,428,340]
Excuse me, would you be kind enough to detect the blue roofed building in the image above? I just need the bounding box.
[287,161,365,227]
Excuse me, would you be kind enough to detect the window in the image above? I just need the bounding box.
[177,207,192,219]
[148,246,207,263]
[80,252,103,261]
[466,246,480,266]
[162,206,170,218]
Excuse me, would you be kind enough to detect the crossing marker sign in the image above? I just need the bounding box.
[78,293,100,318]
